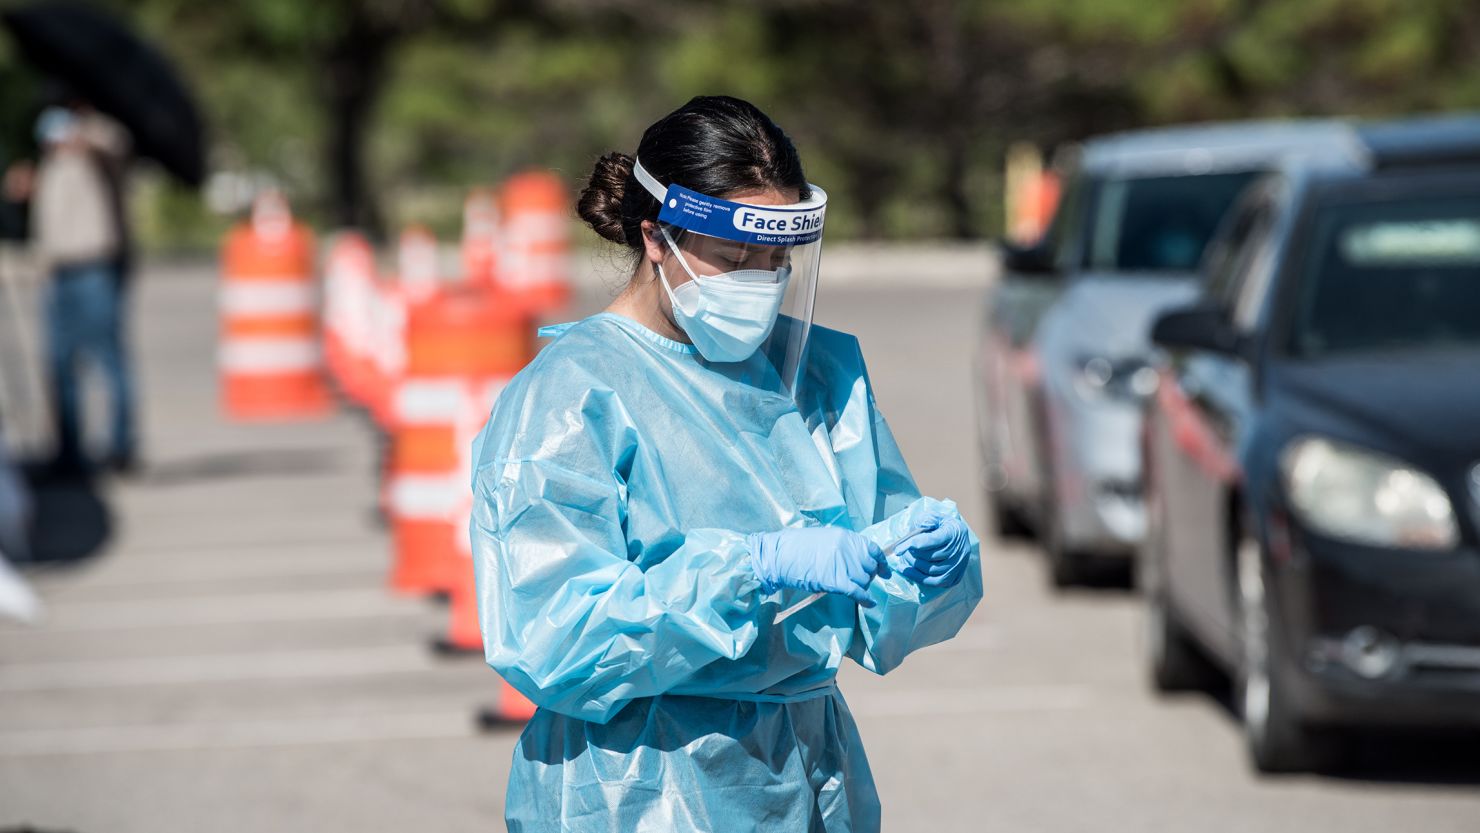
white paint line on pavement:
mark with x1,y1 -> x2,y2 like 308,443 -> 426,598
0,645 -> 467,692
119,498 -> 376,525
62,551 -> 383,587
911,628 -> 1001,654
6,588 -> 428,632
114,526 -> 378,553
103,534 -> 381,556
848,685 -> 1092,717
0,710 -> 475,757
117,530 -> 373,554
0,686 -> 1085,758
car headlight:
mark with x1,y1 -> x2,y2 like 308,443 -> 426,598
1281,437 -> 1458,550
1073,355 -> 1160,403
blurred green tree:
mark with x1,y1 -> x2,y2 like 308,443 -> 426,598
7,0 -> 1478,246
130,0 -> 542,238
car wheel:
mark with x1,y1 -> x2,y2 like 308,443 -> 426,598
976,398 -> 1036,542
1146,586 -> 1214,691
1235,534 -> 1335,773
992,497 -> 1035,540
1033,397 -> 1086,587
1041,491 -> 1087,588
1142,495 -> 1214,692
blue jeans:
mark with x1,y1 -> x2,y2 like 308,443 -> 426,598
47,260 -> 135,465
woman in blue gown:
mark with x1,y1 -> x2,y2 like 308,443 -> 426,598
470,95 -> 983,832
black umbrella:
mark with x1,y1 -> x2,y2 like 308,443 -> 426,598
2,1 -> 205,186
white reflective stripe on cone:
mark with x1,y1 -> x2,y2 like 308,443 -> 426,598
344,280 -> 374,354
453,384 -> 488,558
389,474 -> 463,518
220,338 -> 320,373
322,269 -> 348,333
503,214 -> 567,243
499,253 -> 567,286
220,282 -> 316,316
394,379 -> 465,425
372,294 -> 408,377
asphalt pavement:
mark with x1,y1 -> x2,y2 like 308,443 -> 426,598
1,255 -> 1477,832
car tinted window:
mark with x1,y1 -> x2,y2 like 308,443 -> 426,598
1086,171 -> 1259,272
1049,176 -> 1088,271
1227,195 -> 1280,328
1292,195 -> 1480,356
1204,196 -> 1272,308
1232,229 -> 1279,330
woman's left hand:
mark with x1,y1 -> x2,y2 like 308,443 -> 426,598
893,513 -> 973,588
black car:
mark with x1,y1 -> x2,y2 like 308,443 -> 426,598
1140,114 -> 1480,773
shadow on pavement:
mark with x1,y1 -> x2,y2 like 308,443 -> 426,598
1324,731 -> 1480,785
1173,678 -> 1480,786
986,513 -> 1138,594
142,447 -> 345,486
1072,558 -> 1137,591
1047,556 -> 1137,594
21,465 -> 112,567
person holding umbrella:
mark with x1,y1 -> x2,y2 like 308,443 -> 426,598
29,98 -> 136,475
3,2 -> 207,476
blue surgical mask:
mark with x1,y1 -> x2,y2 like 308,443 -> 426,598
657,229 -> 791,363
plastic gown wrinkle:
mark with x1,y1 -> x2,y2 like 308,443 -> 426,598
474,313 -> 983,832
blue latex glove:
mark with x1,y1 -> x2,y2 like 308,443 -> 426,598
893,512 -> 973,588
747,527 -> 889,606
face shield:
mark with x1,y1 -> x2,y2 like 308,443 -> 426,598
633,159 -> 827,399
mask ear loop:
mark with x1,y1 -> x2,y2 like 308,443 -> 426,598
658,226 -> 704,284
654,261 -> 688,316
651,226 -> 697,317
637,159 -> 720,288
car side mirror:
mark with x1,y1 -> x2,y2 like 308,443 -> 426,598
999,239 -> 1056,275
1151,304 -> 1242,355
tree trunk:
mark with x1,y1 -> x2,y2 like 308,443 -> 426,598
848,155 -> 892,240
941,129 -> 974,239
323,18 -> 392,240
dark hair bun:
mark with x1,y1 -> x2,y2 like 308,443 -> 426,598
578,152 -> 635,245
578,97 -> 806,255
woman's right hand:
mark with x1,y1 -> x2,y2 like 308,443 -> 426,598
746,527 -> 889,606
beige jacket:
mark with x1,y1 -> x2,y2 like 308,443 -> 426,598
31,113 -> 130,269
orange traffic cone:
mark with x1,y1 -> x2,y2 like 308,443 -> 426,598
432,367 -> 519,655
391,288 -> 531,603
475,678 -> 538,730
398,224 -> 442,304
218,191 -> 332,420
438,571 -> 484,655
322,232 -> 377,403
366,226 -> 447,429
366,280 -> 408,430
498,171 -> 571,314
462,188 -> 500,287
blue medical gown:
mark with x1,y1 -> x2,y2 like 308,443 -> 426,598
469,312 -> 983,832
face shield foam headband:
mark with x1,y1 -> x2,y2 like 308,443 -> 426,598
633,159 -> 828,364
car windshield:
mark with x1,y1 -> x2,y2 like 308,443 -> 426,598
1086,171 -> 1259,272
1291,195 -> 1480,357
